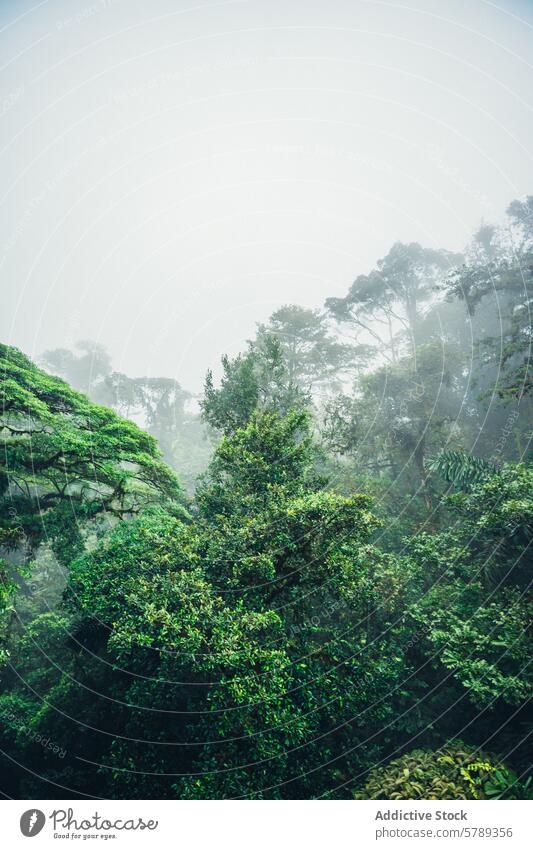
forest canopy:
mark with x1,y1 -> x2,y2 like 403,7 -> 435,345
0,197 -> 531,800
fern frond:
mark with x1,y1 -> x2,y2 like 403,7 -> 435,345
427,451 -> 498,490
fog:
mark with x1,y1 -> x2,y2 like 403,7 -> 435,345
1,0 -> 532,391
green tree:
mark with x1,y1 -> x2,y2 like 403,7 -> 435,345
0,343 -> 184,566
327,243 -> 461,362
324,342 -> 463,512
254,305 -> 365,393
443,197 -> 533,400
404,461 -> 533,716
0,408 -> 407,799
202,334 -> 306,435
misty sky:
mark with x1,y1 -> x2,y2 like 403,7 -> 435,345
1,0 -> 532,391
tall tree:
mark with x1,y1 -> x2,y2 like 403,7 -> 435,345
443,197 -> 533,400
202,333 -> 307,435
324,341 -> 464,513
253,305 -> 366,393
327,242 -> 462,362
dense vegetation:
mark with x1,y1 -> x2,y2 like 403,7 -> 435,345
0,197 -> 531,799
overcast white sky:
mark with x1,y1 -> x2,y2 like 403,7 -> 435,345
1,0 -> 532,391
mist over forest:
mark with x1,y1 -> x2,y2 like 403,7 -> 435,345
36,197 -> 533,503
1,195 -> 531,799
0,0 -> 532,805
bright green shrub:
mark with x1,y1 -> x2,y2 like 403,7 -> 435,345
355,744 -> 524,800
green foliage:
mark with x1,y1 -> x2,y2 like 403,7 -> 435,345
0,405 -> 405,798
427,450 -> 498,490
254,304 -> 362,391
445,462 -> 533,587
2,197 -> 533,801
0,343 -> 184,563
0,557 -> 23,666
404,469 -> 533,710
202,334 -> 306,435
324,342 -> 463,517
355,744 -> 525,800
443,199 -> 533,400
2,343 -> 531,799
408,569 -> 532,710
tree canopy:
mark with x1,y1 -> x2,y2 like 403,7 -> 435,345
0,343 -> 184,567
1,196 -> 531,801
